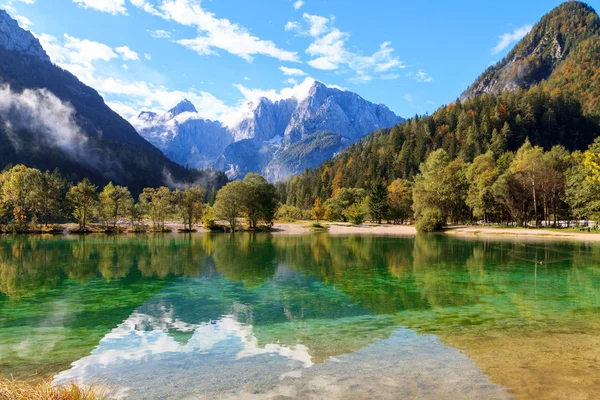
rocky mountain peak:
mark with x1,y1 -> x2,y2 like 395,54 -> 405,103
168,99 -> 198,116
460,1 -> 599,101
0,9 -> 50,62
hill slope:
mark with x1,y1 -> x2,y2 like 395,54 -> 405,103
461,1 -> 600,102
0,10 -> 226,193
283,1 -> 600,208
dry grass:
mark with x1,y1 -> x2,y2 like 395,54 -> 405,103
0,378 -> 108,400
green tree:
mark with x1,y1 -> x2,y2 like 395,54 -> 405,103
509,140 -> 545,226
35,169 -> 66,227
466,152 -> 498,222
0,165 -> 42,228
99,182 -> 133,229
344,201 -> 367,225
67,178 -> 98,231
242,174 -> 278,228
368,181 -> 389,224
139,187 -> 172,231
214,180 -> 246,231
174,185 -> 205,231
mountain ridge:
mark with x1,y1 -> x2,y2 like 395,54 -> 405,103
137,80 -> 403,181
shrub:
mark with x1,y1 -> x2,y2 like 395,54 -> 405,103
416,208 -> 444,232
203,206 -> 218,230
343,202 -> 367,225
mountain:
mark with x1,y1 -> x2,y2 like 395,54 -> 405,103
137,81 -> 403,182
283,1 -> 600,208
461,1 -> 600,102
0,9 -> 227,193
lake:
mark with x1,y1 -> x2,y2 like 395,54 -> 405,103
0,233 -> 598,399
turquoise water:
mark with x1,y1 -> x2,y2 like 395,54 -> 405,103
0,234 -> 599,399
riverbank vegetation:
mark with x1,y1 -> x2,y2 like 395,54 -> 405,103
0,165 -> 278,233
0,377 -> 106,400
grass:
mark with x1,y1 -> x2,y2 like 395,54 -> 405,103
0,378 -> 108,400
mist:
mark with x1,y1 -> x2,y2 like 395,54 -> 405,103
0,84 -> 88,158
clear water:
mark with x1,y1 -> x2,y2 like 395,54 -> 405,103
0,234 -> 599,399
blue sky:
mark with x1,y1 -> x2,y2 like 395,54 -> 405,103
3,0 -> 598,125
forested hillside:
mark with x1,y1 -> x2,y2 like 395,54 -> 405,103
281,1 -> 600,229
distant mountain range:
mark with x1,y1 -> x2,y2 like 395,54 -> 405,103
0,9 -> 227,192
136,82 -> 403,182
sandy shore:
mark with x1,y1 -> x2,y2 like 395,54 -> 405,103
447,226 -> 600,241
271,222 -> 600,241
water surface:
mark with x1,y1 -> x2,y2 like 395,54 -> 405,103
0,234 -> 598,399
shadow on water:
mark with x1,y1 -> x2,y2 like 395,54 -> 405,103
0,233 -> 599,398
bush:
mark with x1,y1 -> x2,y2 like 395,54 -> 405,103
276,205 -> 311,221
416,208 -> 444,232
343,202 -> 367,225
203,206 -> 218,230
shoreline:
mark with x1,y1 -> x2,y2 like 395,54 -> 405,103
3,222 -> 600,242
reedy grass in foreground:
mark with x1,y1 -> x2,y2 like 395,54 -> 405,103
0,378 -> 107,400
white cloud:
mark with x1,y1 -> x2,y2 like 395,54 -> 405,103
284,21 -> 300,32
116,46 -> 140,60
303,13 -> 331,37
14,15 -> 32,28
279,66 -> 306,76
148,29 -> 171,38
407,69 -> 433,83
132,0 -> 299,62
121,64 -> 128,70
293,0 -> 303,10
234,77 -> 319,105
72,0 -> 128,15
288,13 -> 405,82
492,24 -> 532,55
16,0 -> 36,4
284,78 -> 298,85
35,32 -> 236,126
144,53 -> 152,61
403,93 -> 413,103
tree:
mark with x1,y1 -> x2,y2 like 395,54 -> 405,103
0,165 -> 42,228
312,198 -> 325,223
203,206 -> 217,230
387,179 -> 412,224
344,201 -> 367,225
174,185 -> 205,231
413,149 -> 468,226
466,152 -> 498,222
67,178 -> 98,231
509,140 -> 545,226
139,187 -> 172,231
214,180 -> 246,231
368,181 -> 389,224
35,169 -> 66,227
99,182 -> 133,229
242,174 -> 278,229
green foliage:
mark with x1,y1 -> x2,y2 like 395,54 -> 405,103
415,208 -> 444,233
139,187 -> 173,232
173,185 -> 205,231
99,182 -> 133,230
324,188 -> 366,222
343,201 -> 367,225
276,204 -> 311,221
387,179 -> 412,224
202,206 -> 218,230
214,180 -> 246,231
368,182 -> 389,224
67,178 -> 98,231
